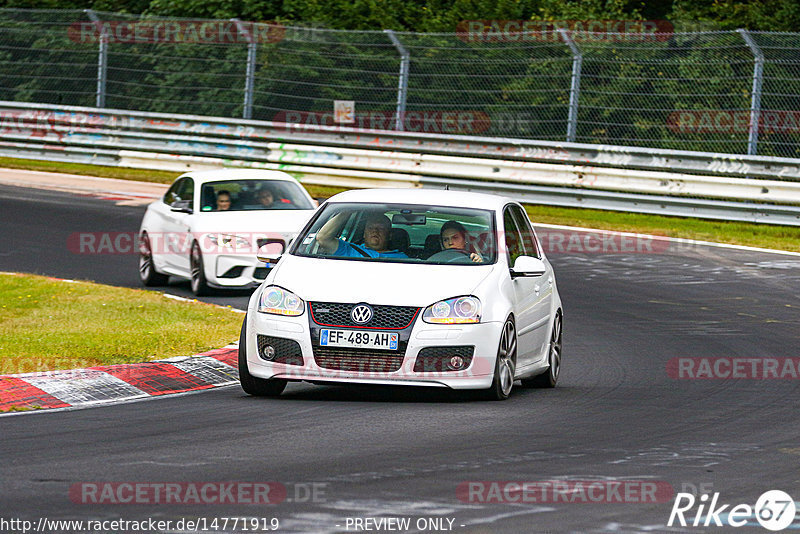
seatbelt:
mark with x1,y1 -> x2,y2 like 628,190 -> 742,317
351,244 -> 372,258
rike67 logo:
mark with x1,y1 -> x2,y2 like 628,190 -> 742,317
668,490 -> 797,531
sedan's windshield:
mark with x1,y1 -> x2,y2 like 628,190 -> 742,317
199,179 -> 313,211
292,203 -> 496,265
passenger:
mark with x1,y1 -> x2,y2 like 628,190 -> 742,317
216,190 -> 232,211
440,220 -> 483,263
317,211 -> 407,258
255,187 -> 274,208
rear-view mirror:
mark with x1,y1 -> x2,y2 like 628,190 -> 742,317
392,213 -> 427,225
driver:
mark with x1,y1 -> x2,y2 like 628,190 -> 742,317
317,211 -> 407,259
440,220 -> 483,263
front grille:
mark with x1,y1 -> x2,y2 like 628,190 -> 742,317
309,302 -> 420,329
257,335 -> 304,366
313,346 -> 405,373
413,346 -> 474,372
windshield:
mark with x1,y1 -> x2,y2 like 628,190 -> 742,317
199,179 -> 314,212
292,203 -> 497,265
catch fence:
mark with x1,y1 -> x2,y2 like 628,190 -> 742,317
1,9 -> 799,157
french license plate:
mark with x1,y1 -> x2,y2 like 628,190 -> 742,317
320,329 -> 398,350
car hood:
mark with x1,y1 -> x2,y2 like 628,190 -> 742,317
271,255 -> 494,307
189,210 -> 314,236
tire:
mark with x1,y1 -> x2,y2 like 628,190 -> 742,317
238,316 -> 287,397
521,312 -> 562,389
190,241 -> 211,296
139,232 -> 169,286
486,317 -> 517,401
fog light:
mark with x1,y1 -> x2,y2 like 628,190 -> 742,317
261,345 -> 276,360
448,355 -> 465,371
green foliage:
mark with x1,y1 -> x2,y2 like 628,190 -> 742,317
2,0 -> 800,31
0,4 -> 799,156
671,0 -> 800,32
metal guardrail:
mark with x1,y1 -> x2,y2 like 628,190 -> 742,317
1,101 -> 800,226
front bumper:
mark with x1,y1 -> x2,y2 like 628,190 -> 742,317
208,254 -> 272,288
245,312 -> 501,390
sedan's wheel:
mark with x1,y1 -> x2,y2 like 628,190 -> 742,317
522,313 -> 562,389
486,317 -> 517,400
238,316 -> 287,397
139,233 -> 168,286
190,241 -> 210,296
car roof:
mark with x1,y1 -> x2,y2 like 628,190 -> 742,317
178,169 -> 299,185
325,188 -> 514,211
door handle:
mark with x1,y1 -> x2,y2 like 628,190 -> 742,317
534,284 -> 541,294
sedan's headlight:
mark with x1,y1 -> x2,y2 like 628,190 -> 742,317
422,296 -> 481,324
206,233 -> 250,249
258,286 -> 304,316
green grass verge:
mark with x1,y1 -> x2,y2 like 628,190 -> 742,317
0,273 -> 243,375
524,204 -> 800,253
0,157 -> 348,199
1,156 -> 797,252
0,156 -> 179,184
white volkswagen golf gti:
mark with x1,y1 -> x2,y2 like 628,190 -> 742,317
239,188 -> 562,400
138,169 -> 316,295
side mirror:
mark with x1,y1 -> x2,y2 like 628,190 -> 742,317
510,256 -> 546,278
170,199 -> 193,214
257,239 -> 286,265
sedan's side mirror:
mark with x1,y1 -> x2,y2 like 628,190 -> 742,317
257,240 -> 285,265
510,256 -> 546,278
170,200 -> 193,214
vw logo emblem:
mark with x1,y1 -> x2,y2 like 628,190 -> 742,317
351,304 -> 373,324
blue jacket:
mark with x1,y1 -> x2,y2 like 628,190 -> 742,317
334,240 -> 407,259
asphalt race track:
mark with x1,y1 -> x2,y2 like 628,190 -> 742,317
2,184 -> 800,533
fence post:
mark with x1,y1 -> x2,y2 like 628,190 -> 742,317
233,19 -> 257,120
384,30 -> 410,131
558,29 -> 582,143
737,29 -> 764,156
84,10 -> 107,108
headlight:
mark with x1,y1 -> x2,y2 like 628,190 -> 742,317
258,286 -> 304,316
206,233 -> 250,249
422,296 -> 481,324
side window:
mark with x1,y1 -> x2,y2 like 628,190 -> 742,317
511,205 -> 540,258
503,207 -> 524,266
163,178 -> 184,206
177,178 -> 194,209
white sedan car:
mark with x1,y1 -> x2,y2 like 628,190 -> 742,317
138,169 -> 316,295
239,188 -> 562,400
